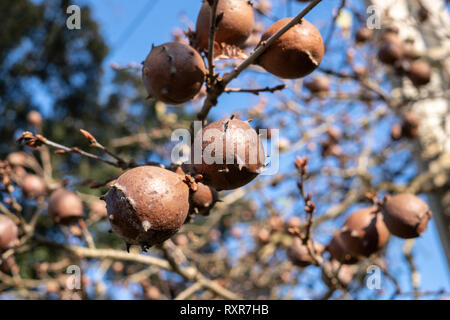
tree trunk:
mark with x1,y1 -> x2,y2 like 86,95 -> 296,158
364,0 -> 450,267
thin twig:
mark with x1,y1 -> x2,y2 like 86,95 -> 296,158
323,0 -> 346,53
17,131 -> 135,170
206,0 -> 220,87
404,239 -> 420,300
224,84 -> 286,95
175,282 -> 203,300
79,220 -> 96,249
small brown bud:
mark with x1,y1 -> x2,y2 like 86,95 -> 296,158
80,129 -> 96,144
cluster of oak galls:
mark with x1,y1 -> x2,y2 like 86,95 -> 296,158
357,24 -> 432,87
110,0 -> 325,250
0,1 -> 433,261
285,194 -> 432,286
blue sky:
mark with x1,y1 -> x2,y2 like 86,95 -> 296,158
66,0 -> 450,298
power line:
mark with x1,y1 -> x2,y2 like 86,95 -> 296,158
110,0 -> 159,57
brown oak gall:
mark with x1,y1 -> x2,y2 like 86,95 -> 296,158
6,152 -> 28,167
287,237 -> 324,267
355,27 -> 373,44
0,215 -> 19,250
402,112 -> 420,139
391,123 -> 403,141
287,216 -> 302,230
190,182 -> 219,216
256,18 -> 324,79
48,189 -> 84,225
304,75 -> 330,94
391,113 -> 420,141
378,41 -> 403,65
340,207 -> 390,257
89,200 -> 108,219
327,231 -> 359,264
22,174 -> 46,198
103,166 -> 190,249
195,0 -> 254,51
142,42 -> 206,105
383,194 -> 432,239
407,60 -> 431,87
192,118 -> 265,191
256,228 -> 271,244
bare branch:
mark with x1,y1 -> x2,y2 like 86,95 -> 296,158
206,0 -> 220,87
33,234 -> 240,300
17,131 -> 135,170
224,84 -> 286,95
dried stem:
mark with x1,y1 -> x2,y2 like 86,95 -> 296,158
79,220 -> 96,249
206,0 -> 220,87
404,239 -> 420,299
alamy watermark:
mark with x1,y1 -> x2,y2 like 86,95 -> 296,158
366,5 -> 381,30
366,265 -> 382,290
66,265 -> 81,290
66,5 -> 81,30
